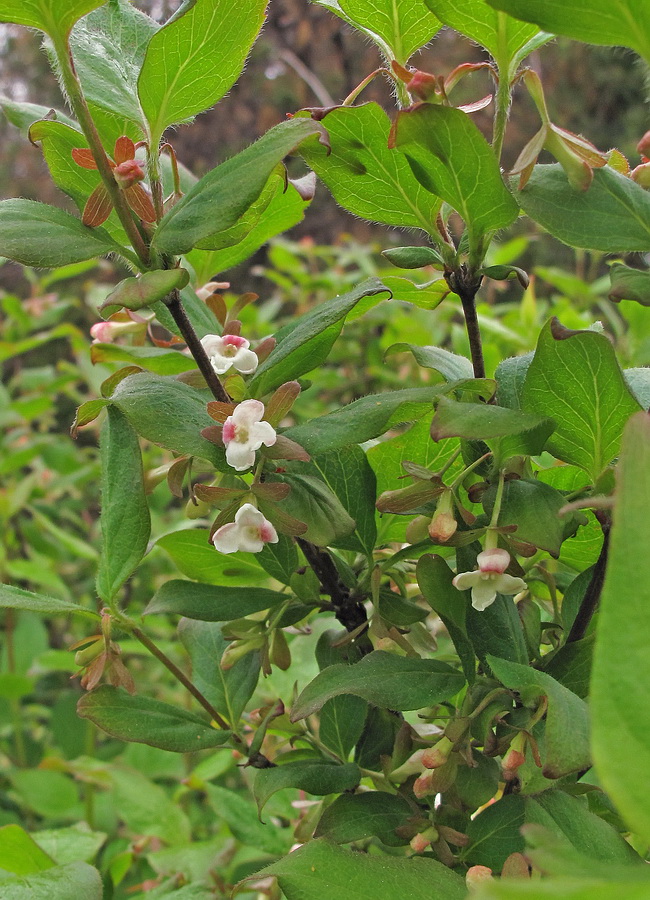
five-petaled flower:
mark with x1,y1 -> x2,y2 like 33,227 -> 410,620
452,548 -> 526,612
72,136 -> 156,227
212,503 -> 278,553
200,333 -> 259,375
222,399 -> 276,471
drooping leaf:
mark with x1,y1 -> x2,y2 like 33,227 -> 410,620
77,685 -> 231,752
0,862 -> 103,900
608,262 -> 650,306
253,761 -> 360,816
290,650 -> 464,720
145,580 -> 286,621
152,118 -> 325,255
110,372 -> 227,467
96,406 -> 151,604
285,385 -> 451,454
70,0 -> 157,137
249,277 -> 390,396
0,825 -> 55,876
0,96 -> 76,136
0,199 -> 124,268
177,619 -> 260,726
299,103 -> 442,232
486,0 -> 650,64
138,0 -> 268,144
314,792 -> 412,844
239,838 -> 467,900
591,413 -> 650,843
392,103 -> 518,258
0,0 -> 106,37
522,319 -> 641,479
487,656 -> 590,777
516,165 -> 650,252
424,0 -> 550,74
0,584 -> 99,620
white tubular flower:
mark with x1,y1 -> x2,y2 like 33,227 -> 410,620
452,548 -> 526,612
195,280 -> 230,301
212,503 -> 279,554
200,333 -> 259,375
222,399 -> 276,471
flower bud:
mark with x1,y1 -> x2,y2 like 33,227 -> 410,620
196,281 -> 229,301
113,158 -> 145,189
409,826 -> 439,853
631,163 -> 650,189
637,130 -> 650,158
466,866 -> 493,887
422,736 -> 453,769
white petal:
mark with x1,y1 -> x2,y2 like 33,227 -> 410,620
210,353 -> 233,375
238,530 -> 265,552
452,571 -> 481,592
235,503 -> 265,527
471,581 -> 498,611
212,523 -> 242,554
225,441 -> 256,471
262,520 -> 279,544
200,334 -> 223,356
250,420 -> 277,449
494,574 -> 527,596
232,399 -> 265,426
232,348 -> 259,374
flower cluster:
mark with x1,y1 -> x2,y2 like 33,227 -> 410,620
452,548 -> 526,611
200,333 -> 259,375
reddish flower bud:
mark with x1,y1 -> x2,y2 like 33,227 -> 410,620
113,158 -> 146,189
637,130 -> 650,158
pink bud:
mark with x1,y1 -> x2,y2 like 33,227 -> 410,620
466,866 -> 493,886
476,548 -> 510,574
637,130 -> 650,158
631,163 -> 650,189
113,158 -> 145,189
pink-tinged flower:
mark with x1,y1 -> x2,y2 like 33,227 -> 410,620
222,399 -> 276,471
212,503 -> 279,553
90,319 -> 144,343
200,333 -> 259,375
196,281 -> 230,301
452,548 -> 526,612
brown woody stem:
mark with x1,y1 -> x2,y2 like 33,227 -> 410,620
566,525 -> 610,643
165,290 -> 231,402
447,267 -> 486,379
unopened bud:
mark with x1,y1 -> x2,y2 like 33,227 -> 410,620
113,158 -> 145,189
409,826 -> 439,853
408,70 -> 440,101
502,732 -> 527,781
90,319 -> 144,343
466,866 -> 493,887
637,130 -> 650,158
501,852 -> 530,879
195,281 -> 230,301
422,736 -> 453,768
413,771 -> 436,799
631,163 -> 650,189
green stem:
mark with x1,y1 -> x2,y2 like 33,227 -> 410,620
83,721 -> 96,827
492,64 -> 511,163
50,33 -> 150,267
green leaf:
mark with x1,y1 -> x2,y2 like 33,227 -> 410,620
178,619 -> 259,726
155,529 -> 270,587
0,96 -> 76,136
254,761 -> 360,816
339,0 -> 440,62
70,0 -> 157,137
145,580 -> 286,621
0,862 -> 103,900
609,263 -> 650,306
486,0 -> 650,64
319,694 -> 368,760
417,554 -> 476,684
290,650 -> 464,720
249,277 -> 390,396
0,584 -> 99,620
110,372 -> 227,467
430,396 -> 555,458
77,685 -> 231,752
96,407 -> 151,604
471,880 -> 650,899
387,343 -> 474,382
543,636 -> 593,700
257,534 -> 299,585
392,103 -> 518,259
240,838 -> 467,900
517,165 -> 650,252
0,199 -> 124,268
269,472 -> 356,546
152,118 -> 324,255
466,595 -> 529,666
383,245 -> 444,269
424,0 -> 549,74
483,478 -> 567,557
464,794 -> 526,869
109,767 -> 190,844
487,656 -> 590,777
31,824 -> 106,867
292,447 -> 378,554
205,784 -> 291,855
0,0 -> 105,37
522,319 -> 641,479
625,368 -> 650,410
0,825 -> 55,875
299,103 -> 442,232
314,792 -> 412,844
102,269 -> 190,312
138,0 -> 267,144
495,352 -> 533,409
525,789 -> 641,866
591,413 -> 650,843
90,343 -> 196,376
285,385 -> 450,454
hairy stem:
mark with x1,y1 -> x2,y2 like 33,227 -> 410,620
447,268 -> 486,379
51,34 -> 151,267
566,525 -> 610,643
165,290 -> 231,402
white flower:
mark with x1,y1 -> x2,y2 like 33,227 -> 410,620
452,548 -> 526,612
222,399 -> 276,471
212,503 -> 279,553
196,280 -> 229,301
200,333 -> 259,375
